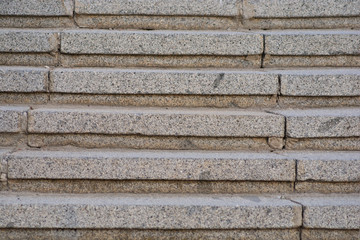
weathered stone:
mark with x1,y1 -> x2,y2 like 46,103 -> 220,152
295,182 -> 360,194
302,229 -> 360,240
265,30 -> 360,55
0,53 -> 59,67
50,68 -> 278,95
0,0 -> 74,16
0,193 -> 302,229
61,30 -> 263,55
290,195 -> 360,229
0,149 -> 9,174
281,151 -> 360,182
8,150 -> 295,181
0,93 -> 49,105
279,96 -> 360,108
75,0 -> 239,16
280,69 -> 360,96
28,107 -> 284,137
243,0 -> 360,19
0,16 -> 75,28
0,106 -> 28,133
0,66 -> 48,93
0,30 -> 58,53
286,138 -> 360,151
273,108 -> 360,138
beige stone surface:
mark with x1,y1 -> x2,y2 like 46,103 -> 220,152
0,53 -> 59,67
9,179 -> 294,194
0,106 -> 28,133
295,182 -> 360,194
0,93 -> 49,105
285,138 -> 360,151
0,16 -> 75,28
0,193 -> 302,229
278,96 -> 360,108
28,106 -> 285,137
0,133 -> 27,147
302,229 -> 360,240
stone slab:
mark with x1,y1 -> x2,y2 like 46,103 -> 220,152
280,69 -> 360,96
290,195 -> 360,229
0,0 -> 73,16
28,106 -> 284,137
50,68 -> 278,95
243,0 -> 360,18
265,30 -> 360,55
7,150 -> 295,181
273,108 -> 360,138
61,30 -> 263,55
75,0 -> 239,16
0,67 -> 48,93
0,193 -> 301,229
280,151 -> 360,182
0,149 -> 10,175
0,30 -> 58,53
0,106 -> 29,133
302,229 -> 360,240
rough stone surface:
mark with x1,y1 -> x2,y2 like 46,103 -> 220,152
243,0 -> 360,18
28,107 -> 284,137
61,30 -> 263,55
265,30 -> 360,55
9,179 -> 294,194
8,150 -> 295,181
302,229 -> 360,240
0,67 -> 48,93
0,16 -> 75,28
0,0 -> 74,16
290,195 -> 360,229
0,53 -> 59,67
273,108 -> 360,138
0,30 -> 58,53
0,229 -> 301,240
280,151 -> 360,182
0,106 -> 28,133
0,149 -> 9,175
0,93 -> 49,105
286,138 -> 360,151
75,0 -> 239,16
295,182 -> 360,194
280,69 -> 360,96
50,68 -> 278,95
0,193 -> 301,229
279,96 -> 360,108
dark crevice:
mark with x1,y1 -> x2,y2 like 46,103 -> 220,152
276,74 -> 281,107
260,35 -> 266,68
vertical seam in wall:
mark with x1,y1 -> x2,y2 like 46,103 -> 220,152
260,34 -> 265,68
73,0 -> 80,28
277,74 -> 281,107
238,0 -> 245,26
286,198 -> 304,240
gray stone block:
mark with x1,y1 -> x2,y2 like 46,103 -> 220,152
28,106 -> 284,137
273,108 -> 360,138
50,68 -> 278,95
243,0 -> 360,18
75,0 -> 239,16
0,106 -> 29,133
0,192 -> 302,229
8,150 -> 295,181
61,30 -> 263,55
0,30 -> 58,53
0,0 -> 74,16
0,66 -> 48,93
265,30 -> 360,55
290,195 -> 360,229
280,151 -> 360,182
0,149 -> 10,174
280,69 -> 360,96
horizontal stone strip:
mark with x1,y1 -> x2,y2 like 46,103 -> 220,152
0,0 -> 73,16
75,0 -> 239,16
0,66 -> 48,92
0,30 -> 58,53
265,30 -> 360,55
0,106 -> 28,133
28,106 -> 284,137
243,0 -> 360,19
290,195 -> 360,229
280,151 -> 360,182
50,68 -> 278,95
7,150 -> 295,181
60,30 -> 263,55
273,108 -> 360,138
0,193 -> 301,229
280,69 -> 360,96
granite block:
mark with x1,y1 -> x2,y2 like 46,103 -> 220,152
0,66 -> 48,93
75,0 -> 239,16
0,0 -> 74,16
265,30 -> 360,55
280,69 -> 360,96
50,68 -> 278,95
0,193 -> 302,229
28,106 -> 284,137
290,195 -> 360,229
243,0 -> 360,19
0,30 -> 58,53
0,106 -> 29,133
8,150 -> 295,181
61,30 -> 263,55
273,108 -> 360,138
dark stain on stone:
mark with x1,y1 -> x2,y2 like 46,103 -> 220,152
318,117 -> 342,133
213,73 -> 225,89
